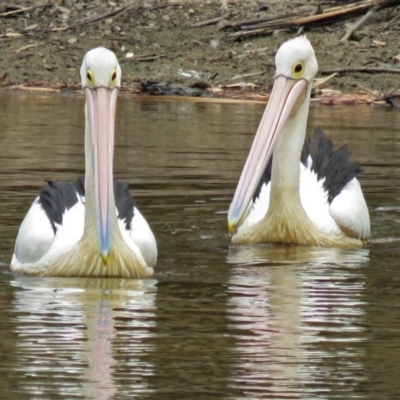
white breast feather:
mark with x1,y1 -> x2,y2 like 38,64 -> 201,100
299,159 -> 342,236
239,157 -> 367,239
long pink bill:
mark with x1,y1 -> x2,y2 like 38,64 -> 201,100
227,75 -> 308,233
85,86 -> 119,263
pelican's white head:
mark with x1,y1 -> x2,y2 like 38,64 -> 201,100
275,36 -> 318,82
80,47 -> 121,89
80,47 -> 121,265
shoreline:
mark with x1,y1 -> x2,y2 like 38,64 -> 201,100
0,83 -> 391,107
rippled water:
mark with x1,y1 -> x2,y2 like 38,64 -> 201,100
0,93 -> 400,399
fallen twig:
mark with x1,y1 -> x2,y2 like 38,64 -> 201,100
12,43 -> 39,54
47,0 -> 184,33
192,16 -> 224,28
233,46 -> 270,58
124,54 -> 165,63
312,73 -> 338,90
321,66 -> 400,74
230,71 -> 265,81
112,0 -> 142,21
229,0 -> 400,39
150,1 -> 186,11
6,85 -> 62,93
73,1 -> 140,29
340,7 -> 376,42
297,4 -> 322,35
0,4 -> 52,18
42,4 -> 138,33
222,13 -> 302,31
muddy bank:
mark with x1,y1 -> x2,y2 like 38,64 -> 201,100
1,1 -> 400,103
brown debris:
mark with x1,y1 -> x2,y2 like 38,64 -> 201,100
383,91 -> 400,107
225,0 -> 400,40
0,79 -> 393,108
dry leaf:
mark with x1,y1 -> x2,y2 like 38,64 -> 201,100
25,24 -> 39,31
44,65 -> 57,71
13,43 -> 39,54
6,32 -> 21,38
372,40 -> 386,47
55,6 -> 71,15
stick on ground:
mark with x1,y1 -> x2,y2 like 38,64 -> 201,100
321,67 -> 400,74
340,7 -> 376,42
297,4 -> 322,35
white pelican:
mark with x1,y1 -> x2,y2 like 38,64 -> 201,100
11,47 -> 157,277
228,36 -> 370,248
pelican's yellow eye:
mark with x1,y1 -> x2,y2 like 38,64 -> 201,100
292,61 -> 304,78
86,69 -> 94,86
110,69 -> 117,86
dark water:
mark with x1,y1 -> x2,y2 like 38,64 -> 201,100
0,93 -> 400,399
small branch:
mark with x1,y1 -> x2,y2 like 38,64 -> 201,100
47,0 -> 184,33
73,1 -> 140,29
150,1 -> 186,11
192,16 -> 224,28
383,9 -> 400,28
222,13 -> 304,31
124,53 -> 166,63
339,7 -> 375,42
12,43 -> 39,54
321,67 -> 400,74
6,85 -> 62,93
312,72 -> 338,90
230,27 -> 273,39
43,2 -> 141,33
112,1 -> 142,21
297,4 -> 322,35
0,4 -> 52,18
229,0 -> 400,39
230,71 -> 265,81
232,46 -> 269,58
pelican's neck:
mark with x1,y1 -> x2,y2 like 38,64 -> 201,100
83,103 -> 116,230
270,86 -> 312,203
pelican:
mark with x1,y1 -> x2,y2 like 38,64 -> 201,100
11,47 -> 157,277
228,36 -> 370,248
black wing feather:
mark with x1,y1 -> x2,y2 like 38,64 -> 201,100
308,128 -> 361,204
253,158 -> 272,202
38,178 -> 83,234
253,127 -> 361,204
114,181 -> 135,231
38,176 -> 135,234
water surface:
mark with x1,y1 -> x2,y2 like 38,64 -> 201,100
0,93 -> 400,399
